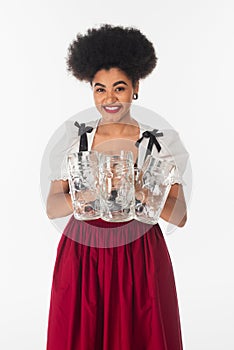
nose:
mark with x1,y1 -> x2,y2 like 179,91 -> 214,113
104,90 -> 117,104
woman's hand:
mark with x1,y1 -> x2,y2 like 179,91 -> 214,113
46,180 -> 73,219
160,183 -> 187,227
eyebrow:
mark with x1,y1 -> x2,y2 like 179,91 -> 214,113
93,80 -> 128,88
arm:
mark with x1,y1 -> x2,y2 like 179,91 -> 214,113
46,180 -> 73,219
160,183 -> 187,227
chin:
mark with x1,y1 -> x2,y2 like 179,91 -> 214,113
102,115 -> 123,123
100,111 -> 130,124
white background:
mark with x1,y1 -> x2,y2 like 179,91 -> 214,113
0,0 -> 233,349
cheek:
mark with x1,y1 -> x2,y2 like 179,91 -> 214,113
125,90 -> 134,100
93,94 -> 101,104
93,97 -> 102,111
122,93 -> 133,103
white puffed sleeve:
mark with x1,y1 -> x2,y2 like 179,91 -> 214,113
138,123 -> 189,185
47,119 -> 98,181
48,120 -> 80,181
156,129 -> 189,184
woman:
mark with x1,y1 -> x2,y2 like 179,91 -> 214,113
46,24 -> 188,350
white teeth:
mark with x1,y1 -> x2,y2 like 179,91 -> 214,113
105,106 -> 119,110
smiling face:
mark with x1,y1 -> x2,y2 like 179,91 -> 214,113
92,67 -> 139,123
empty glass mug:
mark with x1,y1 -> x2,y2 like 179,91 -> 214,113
99,151 -> 135,222
66,151 -> 100,220
134,155 -> 175,224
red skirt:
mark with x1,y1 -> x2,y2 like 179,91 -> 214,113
46,216 -> 183,350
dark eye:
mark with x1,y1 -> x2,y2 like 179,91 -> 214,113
96,88 -> 105,93
115,86 -> 125,92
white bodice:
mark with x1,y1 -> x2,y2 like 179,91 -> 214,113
48,118 -> 189,185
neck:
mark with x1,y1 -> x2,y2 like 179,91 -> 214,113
98,117 -> 139,137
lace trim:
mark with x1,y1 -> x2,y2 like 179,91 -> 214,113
170,175 -> 184,185
49,173 -> 69,182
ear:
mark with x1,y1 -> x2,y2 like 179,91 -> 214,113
134,81 -> 139,94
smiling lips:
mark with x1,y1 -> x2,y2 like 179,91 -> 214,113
103,105 -> 122,113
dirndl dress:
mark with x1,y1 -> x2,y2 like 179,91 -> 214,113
46,216 -> 183,350
46,118 -> 188,349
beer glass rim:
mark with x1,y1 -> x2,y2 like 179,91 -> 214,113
66,150 -> 99,163
99,150 -> 134,160
67,150 -> 99,158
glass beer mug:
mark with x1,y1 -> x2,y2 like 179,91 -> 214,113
99,151 -> 135,222
134,155 -> 175,224
66,151 -> 100,220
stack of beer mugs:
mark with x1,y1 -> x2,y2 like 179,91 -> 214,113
67,150 -> 175,224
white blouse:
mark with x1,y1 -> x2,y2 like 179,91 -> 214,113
48,118 -> 189,185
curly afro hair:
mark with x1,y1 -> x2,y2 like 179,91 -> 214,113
66,24 -> 157,85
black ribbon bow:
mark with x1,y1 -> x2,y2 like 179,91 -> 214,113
135,129 -> 163,160
74,122 -> 93,151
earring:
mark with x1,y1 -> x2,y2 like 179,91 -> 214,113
133,93 -> 138,100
